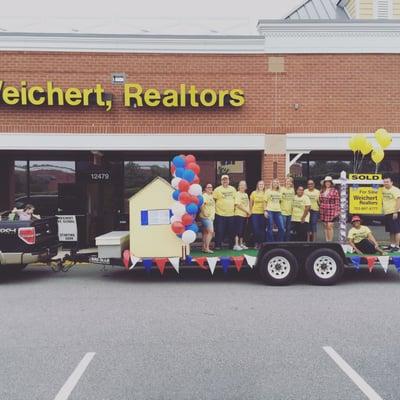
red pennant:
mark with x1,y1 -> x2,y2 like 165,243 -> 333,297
366,256 -> 377,272
193,257 -> 208,270
154,258 -> 168,275
231,256 -> 245,272
123,250 -> 131,269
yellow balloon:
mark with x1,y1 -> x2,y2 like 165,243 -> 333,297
360,140 -> 373,156
374,128 -> 392,149
371,147 -> 384,164
354,135 -> 367,150
348,137 -> 358,152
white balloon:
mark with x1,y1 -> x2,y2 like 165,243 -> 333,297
171,201 -> 186,217
182,230 -> 196,244
170,215 -> 181,224
171,177 -> 181,189
188,184 -> 202,196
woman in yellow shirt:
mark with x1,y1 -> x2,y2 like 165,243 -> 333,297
290,185 -> 311,241
200,183 -> 216,253
233,180 -> 251,251
250,180 -> 266,249
280,177 -> 295,241
304,179 -> 320,242
264,179 -> 285,242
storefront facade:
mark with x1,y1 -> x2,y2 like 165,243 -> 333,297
1,17 -> 400,244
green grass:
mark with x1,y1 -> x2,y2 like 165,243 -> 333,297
191,249 -> 258,258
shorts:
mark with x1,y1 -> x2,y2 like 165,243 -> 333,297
384,213 -> 400,234
234,216 -> 247,237
308,210 -> 319,233
200,218 -> 214,231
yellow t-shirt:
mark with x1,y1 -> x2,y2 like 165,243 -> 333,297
250,190 -> 265,214
347,226 -> 371,244
234,192 -> 250,217
265,189 -> 282,212
304,188 -> 320,212
291,195 -> 311,223
280,187 -> 295,216
213,185 -> 236,217
200,192 -> 215,220
382,186 -> 400,215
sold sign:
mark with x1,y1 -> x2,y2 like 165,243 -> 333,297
349,174 -> 382,181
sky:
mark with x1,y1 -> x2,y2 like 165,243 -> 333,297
2,0 -> 303,19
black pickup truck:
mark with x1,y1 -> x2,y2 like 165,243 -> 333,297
0,212 -> 59,271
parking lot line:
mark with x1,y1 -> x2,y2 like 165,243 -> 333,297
54,352 -> 96,400
323,346 -> 383,400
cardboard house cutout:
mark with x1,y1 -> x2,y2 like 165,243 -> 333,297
129,177 -> 184,258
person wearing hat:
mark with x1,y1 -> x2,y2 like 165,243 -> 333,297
319,176 -> 340,242
213,174 -> 237,249
348,216 -> 385,255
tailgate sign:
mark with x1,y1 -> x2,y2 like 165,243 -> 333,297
56,215 -> 78,242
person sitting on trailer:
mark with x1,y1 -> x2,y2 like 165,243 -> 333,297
290,186 -> 311,241
347,215 -> 385,255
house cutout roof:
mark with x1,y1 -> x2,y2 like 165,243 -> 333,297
285,0 -> 349,20
128,176 -> 172,201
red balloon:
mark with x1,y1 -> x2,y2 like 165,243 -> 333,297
192,175 -> 200,184
187,162 -> 200,175
171,221 -> 185,235
181,213 -> 194,226
185,154 -> 196,164
170,165 -> 176,175
191,195 -> 199,205
179,192 -> 191,205
178,179 -> 190,192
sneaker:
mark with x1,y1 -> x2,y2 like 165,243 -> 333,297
389,244 -> 399,252
233,245 -> 242,251
240,244 -> 249,250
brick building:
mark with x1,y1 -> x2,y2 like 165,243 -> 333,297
1,0 -> 400,243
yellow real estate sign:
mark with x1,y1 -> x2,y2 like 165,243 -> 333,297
349,187 -> 383,215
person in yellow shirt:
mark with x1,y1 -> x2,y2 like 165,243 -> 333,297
213,174 -> 237,249
281,177 -> 295,241
382,177 -> 400,251
233,180 -> 251,251
264,179 -> 285,242
290,186 -> 311,241
304,179 -> 320,242
348,216 -> 385,255
250,180 -> 266,249
200,183 -> 216,253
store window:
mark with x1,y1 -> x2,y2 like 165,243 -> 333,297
216,160 -> 245,187
14,161 -> 28,201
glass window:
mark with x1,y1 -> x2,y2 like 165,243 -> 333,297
14,161 -> 28,202
216,160 -> 245,188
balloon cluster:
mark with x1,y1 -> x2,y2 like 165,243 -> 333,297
170,154 -> 203,245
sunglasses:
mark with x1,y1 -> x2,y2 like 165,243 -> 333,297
206,186 -> 213,189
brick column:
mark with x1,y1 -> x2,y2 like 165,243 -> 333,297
262,153 -> 286,184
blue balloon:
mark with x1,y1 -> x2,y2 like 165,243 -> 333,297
175,168 -> 184,178
172,156 -> 186,168
172,190 -> 180,201
186,203 -> 198,214
182,169 -> 195,182
197,195 -> 204,207
187,224 -> 199,233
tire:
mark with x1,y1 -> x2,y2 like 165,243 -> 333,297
0,264 -> 28,273
258,249 -> 299,286
304,248 -> 344,286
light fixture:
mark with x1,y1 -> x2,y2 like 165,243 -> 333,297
111,73 -> 126,84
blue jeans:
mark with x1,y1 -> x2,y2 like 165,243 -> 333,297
214,214 -> 235,248
266,211 -> 285,242
251,214 -> 266,245
281,215 -> 291,241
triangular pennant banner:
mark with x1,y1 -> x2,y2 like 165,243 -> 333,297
350,256 -> 361,271
129,255 -> 141,270
154,258 -> 168,275
206,257 -> 219,275
193,257 -> 208,270
366,256 -> 377,273
231,256 -> 245,272
244,254 -> 257,269
168,257 -> 180,274
220,257 -> 231,274
341,244 -> 353,254
392,256 -> 400,273
142,258 -> 153,272
185,255 -> 193,264
123,249 -> 131,269
377,256 -> 389,273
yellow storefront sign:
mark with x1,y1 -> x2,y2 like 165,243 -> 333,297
349,187 -> 383,215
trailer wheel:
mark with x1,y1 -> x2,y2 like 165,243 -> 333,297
259,249 -> 299,285
305,248 -> 344,286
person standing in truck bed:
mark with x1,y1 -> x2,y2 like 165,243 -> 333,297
12,204 -> 41,221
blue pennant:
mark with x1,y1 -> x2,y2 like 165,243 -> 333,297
142,259 -> 153,273
392,256 -> 400,273
185,255 -> 192,264
220,257 -> 231,274
351,256 -> 361,271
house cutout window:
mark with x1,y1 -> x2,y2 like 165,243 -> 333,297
374,0 -> 392,18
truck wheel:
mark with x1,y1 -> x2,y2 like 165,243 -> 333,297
259,249 -> 299,285
305,249 -> 344,286
0,264 -> 27,273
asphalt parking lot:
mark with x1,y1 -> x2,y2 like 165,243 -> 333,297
1,263 -> 400,400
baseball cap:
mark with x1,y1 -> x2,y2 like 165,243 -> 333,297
351,215 -> 361,223
221,175 -> 229,180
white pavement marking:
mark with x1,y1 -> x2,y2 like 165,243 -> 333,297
54,352 -> 96,400
323,346 -> 383,400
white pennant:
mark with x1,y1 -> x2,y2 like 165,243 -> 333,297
207,257 -> 219,275
244,254 -> 257,269
378,256 -> 389,273
168,257 -> 180,274
129,255 -> 141,270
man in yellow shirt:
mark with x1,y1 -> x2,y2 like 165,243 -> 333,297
382,177 -> 400,251
213,174 -> 237,249
348,216 -> 385,255
304,179 -> 320,242
290,186 -> 311,241
233,180 -> 251,251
